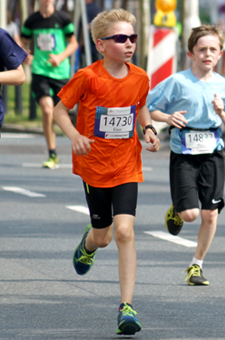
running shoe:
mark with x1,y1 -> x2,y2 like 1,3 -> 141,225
165,203 -> 184,235
73,224 -> 97,275
43,155 -> 59,169
116,303 -> 142,335
185,264 -> 209,286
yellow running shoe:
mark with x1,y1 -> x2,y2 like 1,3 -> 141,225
43,155 -> 59,169
116,303 -> 142,335
185,264 -> 209,286
73,224 -> 97,275
165,203 -> 184,235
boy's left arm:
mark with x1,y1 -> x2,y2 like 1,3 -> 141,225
137,105 -> 160,152
212,93 -> 225,125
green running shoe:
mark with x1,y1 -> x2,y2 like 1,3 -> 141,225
116,303 -> 142,335
73,224 -> 97,275
185,264 -> 209,286
43,155 -> 59,169
165,203 -> 184,235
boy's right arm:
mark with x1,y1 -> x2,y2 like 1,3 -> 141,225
151,109 -> 188,129
53,101 -> 94,156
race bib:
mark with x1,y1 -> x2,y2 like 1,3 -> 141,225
93,105 -> 136,139
181,129 -> 219,154
37,33 -> 56,51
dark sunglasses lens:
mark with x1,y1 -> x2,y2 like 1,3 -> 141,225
130,34 -> 137,43
114,34 -> 137,43
114,35 -> 127,43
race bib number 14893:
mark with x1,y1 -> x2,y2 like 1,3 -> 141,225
182,130 -> 217,154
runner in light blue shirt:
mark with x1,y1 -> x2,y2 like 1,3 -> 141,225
147,68 -> 225,154
147,24 -> 225,286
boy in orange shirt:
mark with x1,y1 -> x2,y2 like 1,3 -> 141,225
53,9 -> 160,335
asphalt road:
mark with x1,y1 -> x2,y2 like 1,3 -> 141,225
0,133 -> 225,340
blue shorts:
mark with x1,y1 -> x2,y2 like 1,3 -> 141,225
83,182 -> 138,229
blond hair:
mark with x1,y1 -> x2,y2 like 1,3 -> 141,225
90,9 -> 136,44
188,25 -> 224,53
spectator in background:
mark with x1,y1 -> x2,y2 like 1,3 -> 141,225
6,10 -> 21,46
21,0 -> 78,169
78,0 -> 102,68
5,10 -> 23,115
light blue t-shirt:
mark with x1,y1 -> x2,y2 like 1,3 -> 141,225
147,69 -> 225,153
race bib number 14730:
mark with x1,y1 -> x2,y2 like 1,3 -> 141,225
94,105 -> 136,139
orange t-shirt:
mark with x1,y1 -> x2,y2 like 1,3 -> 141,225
58,60 -> 149,188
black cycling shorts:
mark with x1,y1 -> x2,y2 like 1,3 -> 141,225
31,74 -> 68,105
83,182 -> 138,229
170,150 -> 225,213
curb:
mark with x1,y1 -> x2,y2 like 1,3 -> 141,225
2,124 -> 44,135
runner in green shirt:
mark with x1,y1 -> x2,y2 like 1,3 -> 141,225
21,0 -> 78,168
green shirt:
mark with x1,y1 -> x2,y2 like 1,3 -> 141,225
21,10 -> 74,80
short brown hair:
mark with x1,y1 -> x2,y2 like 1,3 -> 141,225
90,9 -> 136,44
188,25 -> 224,53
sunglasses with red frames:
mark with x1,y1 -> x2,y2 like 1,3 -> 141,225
101,34 -> 138,44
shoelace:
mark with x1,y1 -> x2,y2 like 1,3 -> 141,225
78,249 -> 95,265
185,265 -> 201,281
121,304 -> 137,316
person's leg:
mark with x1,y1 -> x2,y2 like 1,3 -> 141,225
195,209 -> 218,260
113,214 -> 136,305
39,95 -> 60,168
185,210 -> 217,286
112,183 -> 141,335
111,183 -> 138,303
179,208 -> 199,222
185,152 -> 224,285
85,224 -> 113,251
113,214 -> 141,335
73,183 -> 113,275
32,75 -> 57,154
166,152 -> 200,235
39,95 -> 56,151
193,151 -> 224,262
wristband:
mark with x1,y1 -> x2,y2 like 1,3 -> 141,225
143,124 -> 157,135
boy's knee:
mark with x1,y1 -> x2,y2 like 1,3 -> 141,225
180,208 -> 199,222
42,107 -> 53,119
201,209 -> 218,224
114,225 -> 134,243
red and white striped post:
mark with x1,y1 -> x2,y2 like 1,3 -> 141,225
147,25 -> 178,89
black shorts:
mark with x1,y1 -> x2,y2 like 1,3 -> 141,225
170,150 -> 225,213
31,74 -> 68,106
83,182 -> 138,229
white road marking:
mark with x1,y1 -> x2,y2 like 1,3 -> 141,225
1,133 -> 37,138
22,163 -> 149,170
144,231 -> 197,248
2,186 -> 46,197
66,205 -> 89,215
64,208 -> 196,248
22,163 -> 72,168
